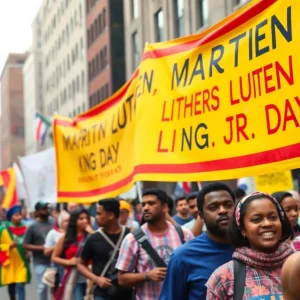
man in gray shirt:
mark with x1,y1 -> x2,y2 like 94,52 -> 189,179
24,201 -> 54,300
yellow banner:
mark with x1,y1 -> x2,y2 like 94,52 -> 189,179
54,0 -> 300,203
255,171 -> 294,195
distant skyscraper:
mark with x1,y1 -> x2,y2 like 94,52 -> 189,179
86,0 -> 126,108
39,0 -> 89,119
0,53 -> 28,169
23,12 -> 44,155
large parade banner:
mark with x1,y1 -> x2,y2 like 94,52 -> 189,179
54,0 -> 300,203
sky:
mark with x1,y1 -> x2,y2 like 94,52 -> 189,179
0,0 -> 43,72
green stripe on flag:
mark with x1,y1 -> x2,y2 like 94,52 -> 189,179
37,112 -> 52,128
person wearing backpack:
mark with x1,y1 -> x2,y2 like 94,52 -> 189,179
77,199 -> 133,300
116,188 -> 194,300
206,192 -> 293,300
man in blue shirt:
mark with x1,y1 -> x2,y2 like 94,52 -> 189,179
173,196 -> 193,225
160,182 -> 235,300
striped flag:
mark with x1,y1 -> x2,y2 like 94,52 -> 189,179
174,182 -> 202,197
35,112 -> 51,145
174,182 -> 192,197
0,168 -> 18,209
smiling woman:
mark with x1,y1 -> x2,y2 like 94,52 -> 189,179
206,192 -> 293,300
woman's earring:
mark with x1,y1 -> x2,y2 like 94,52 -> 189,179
243,235 -> 246,239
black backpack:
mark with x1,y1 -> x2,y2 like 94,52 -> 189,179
233,259 -> 246,300
132,224 -> 185,268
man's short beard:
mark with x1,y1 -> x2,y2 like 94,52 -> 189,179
204,220 -> 228,238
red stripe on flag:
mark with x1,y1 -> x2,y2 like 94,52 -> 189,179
36,120 -> 42,142
182,182 -> 191,194
1,170 -> 17,208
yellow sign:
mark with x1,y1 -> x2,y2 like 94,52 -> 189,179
54,0 -> 300,203
255,171 -> 294,195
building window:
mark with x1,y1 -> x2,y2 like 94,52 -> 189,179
77,75 -> 80,92
174,0 -> 184,37
155,9 -> 164,42
103,46 -> 107,67
82,102 -> 86,111
95,18 -> 99,37
98,14 -> 102,34
73,79 -> 76,95
86,0 -> 89,14
81,71 -> 85,88
87,29 -> 90,47
96,54 -> 100,74
103,8 -> 106,29
233,0 -> 248,6
76,43 -> 79,60
132,31 -> 139,69
105,84 -> 109,98
100,50 -> 103,70
131,0 -> 138,19
79,4 -> 83,21
97,90 -> 101,103
197,0 -> 209,29
91,25 -> 94,44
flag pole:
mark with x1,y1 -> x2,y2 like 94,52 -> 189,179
136,182 -> 143,203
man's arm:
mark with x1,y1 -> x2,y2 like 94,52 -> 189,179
159,255 -> 187,300
77,257 -> 112,289
77,236 -> 113,289
118,268 -> 167,288
24,244 -> 44,251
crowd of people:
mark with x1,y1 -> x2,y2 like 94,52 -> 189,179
0,183 -> 300,299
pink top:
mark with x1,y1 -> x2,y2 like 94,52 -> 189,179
206,260 -> 284,300
116,221 -> 194,300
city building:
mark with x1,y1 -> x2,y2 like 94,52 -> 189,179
86,0 -> 126,108
0,53 -> 28,169
123,0 -> 251,79
23,12 -> 44,155
40,0 -> 88,119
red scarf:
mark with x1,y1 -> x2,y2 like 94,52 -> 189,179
233,241 -> 293,269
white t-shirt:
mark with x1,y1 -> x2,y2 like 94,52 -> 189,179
44,229 -> 62,248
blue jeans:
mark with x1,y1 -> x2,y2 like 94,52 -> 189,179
73,282 -> 87,300
16,283 -> 25,300
33,263 -> 50,300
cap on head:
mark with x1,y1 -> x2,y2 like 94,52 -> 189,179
35,201 -> 49,211
119,200 -> 131,212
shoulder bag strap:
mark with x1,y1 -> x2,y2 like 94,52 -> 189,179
233,259 -> 246,300
132,228 -> 167,268
173,224 -> 185,244
100,226 -> 126,277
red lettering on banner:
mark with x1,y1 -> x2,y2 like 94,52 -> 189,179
157,131 -> 169,152
230,55 -> 294,105
224,114 -> 250,145
265,96 -> 300,135
160,86 -> 220,122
